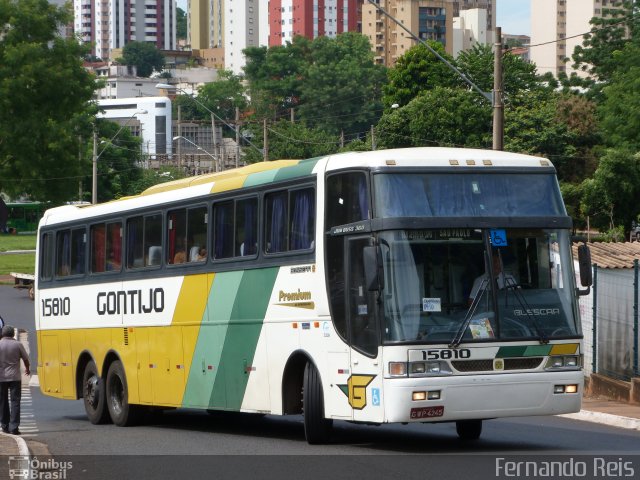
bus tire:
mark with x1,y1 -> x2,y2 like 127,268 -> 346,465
303,362 -> 332,444
456,419 -> 482,440
82,360 -> 110,424
105,360 -> 140,426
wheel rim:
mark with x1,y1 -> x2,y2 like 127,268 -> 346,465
84,375 -> 99,409
109,375 -> 124,416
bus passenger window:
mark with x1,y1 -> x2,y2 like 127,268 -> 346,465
265,192 -> 287,253
236,198 -> 257,256
290,188 -> 315,251
213,201 -> 234,259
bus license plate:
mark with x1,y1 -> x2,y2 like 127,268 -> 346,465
410,406 -> 444,419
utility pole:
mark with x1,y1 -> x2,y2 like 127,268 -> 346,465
493,27 -> 504,151
263,119 -> 269,161
92,127 -> 98,205
235,107 -> 240,168
78,136 -> 83,202
290,108 -> 295,124
371,125 -> 376,150
177,105 -> 182,168
211,113 -> 218,172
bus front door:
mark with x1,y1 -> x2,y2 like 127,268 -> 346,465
346,237 -> 384,423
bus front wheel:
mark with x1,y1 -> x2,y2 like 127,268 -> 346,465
302,362 -> 332,444
82,360 -> 110,424
456,419 -> 482,440
106,360 -> 141,426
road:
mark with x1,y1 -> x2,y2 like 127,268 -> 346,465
1,286 -> 640,480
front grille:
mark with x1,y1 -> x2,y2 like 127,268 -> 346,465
451,360 -> 493,372
451,357 -> 544,372
504,357 -> 544,370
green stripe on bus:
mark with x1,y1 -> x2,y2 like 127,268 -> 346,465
209,267 -> 279,410
273,158 -> 320,182
524,345 -> 552,357
243,169 -> 281,188
182,272 -> 244,408
495,346 -> 527,358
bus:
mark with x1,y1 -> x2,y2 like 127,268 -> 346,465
34,147 -> 591,443
5,202 -> 45,234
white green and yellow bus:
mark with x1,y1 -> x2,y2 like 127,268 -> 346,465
35,147 -> 591,443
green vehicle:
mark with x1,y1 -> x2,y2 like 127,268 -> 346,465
4,202 -> 45,234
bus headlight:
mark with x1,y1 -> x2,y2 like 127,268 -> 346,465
545,355 -> 582,370
389,362 -> 407,377
410,361 -> 452,377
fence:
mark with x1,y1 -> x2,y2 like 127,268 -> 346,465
584,261 -> 640,381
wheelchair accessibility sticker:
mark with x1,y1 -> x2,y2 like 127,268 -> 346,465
372,388 -> 381,406
490,229 -> 507,246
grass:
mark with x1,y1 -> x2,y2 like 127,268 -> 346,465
0,234 -> 37,252
0,234 -> 36,277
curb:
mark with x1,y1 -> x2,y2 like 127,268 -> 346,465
0,430 -> 30,456
559,410 -> 640,431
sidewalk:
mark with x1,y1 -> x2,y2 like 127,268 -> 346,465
563,396 -> 640,431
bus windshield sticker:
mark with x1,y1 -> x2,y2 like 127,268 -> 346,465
358,304 -> 368,315
423,298 -> 441,312
469,317 -> 495,339
490,229 -> 508,246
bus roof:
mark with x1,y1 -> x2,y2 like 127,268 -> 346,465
38,147 -> 553,227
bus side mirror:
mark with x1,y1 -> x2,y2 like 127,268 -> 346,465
577,243 -> 592,296
363,245 -> 384,292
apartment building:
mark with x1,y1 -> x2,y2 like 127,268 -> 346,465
452,1 -> 494,35
452,8 -> 488,57
189,0 -> 224,49
268,0 -> 362,47
74,0 -> 177,60
531,0 -> 623,77
362,0 -> 454,66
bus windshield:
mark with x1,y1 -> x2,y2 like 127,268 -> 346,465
374,172 -> 566,217
379,228 -> 579,344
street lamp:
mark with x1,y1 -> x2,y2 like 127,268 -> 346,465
155,83 -> 264,162
173,135 -> 218,173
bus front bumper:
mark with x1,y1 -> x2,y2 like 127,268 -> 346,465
382,370 -> 583,423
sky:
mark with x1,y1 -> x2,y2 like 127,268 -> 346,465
496,0 -> 531,36
177,1 -> 532,37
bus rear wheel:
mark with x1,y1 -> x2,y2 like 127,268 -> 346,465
82,360 -> 110,424
106,360 -> 141,426
456,419 -> 482,440
303,362 -> 332,444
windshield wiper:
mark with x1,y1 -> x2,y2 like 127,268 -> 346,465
449,278 -> 489,348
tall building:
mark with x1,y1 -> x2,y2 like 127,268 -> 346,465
224,0 -> 268,74
188,0 -> 224,49
452,1 -> 494,36
452,8 -> 488,57
74,0 -> 177,61
531,0 -> 623,77
362,0 -> 454,66
268,0 -> 362,47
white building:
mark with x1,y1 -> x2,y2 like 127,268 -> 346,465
97,97 -> 173,157
453,8 -> 489,57
531,0 -> 623,78
224,0 -> 268,75
74,0 -> 177,60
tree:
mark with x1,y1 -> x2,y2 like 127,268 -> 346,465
128,166 -> 187,195
174,70 -> 247,123
382,42 -> 459,109
87,119 -> 144,202
598,43 -> 640,151
376,87 -> 492,149
580,148 -> 640,233
0,0 -> 96,203
456,43 -> 540,105
244,36 -> 312,118
176,7 -> 187,41
297,33 -> 386,135
242,120 -> 339,163
119,41 -> 165,77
